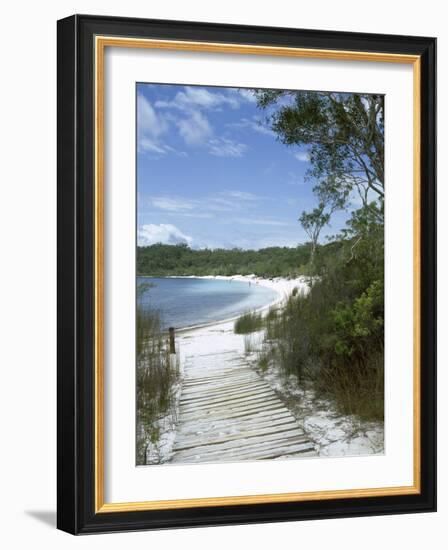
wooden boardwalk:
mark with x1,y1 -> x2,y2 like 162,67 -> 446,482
171,349 -> 317,463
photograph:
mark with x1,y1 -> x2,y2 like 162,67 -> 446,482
54,10 -> 436,536
135,82 -> 385,466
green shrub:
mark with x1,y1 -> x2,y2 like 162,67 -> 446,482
260,205 -> 384,422
234,311 -> 264,334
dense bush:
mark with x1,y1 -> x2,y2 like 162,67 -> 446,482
261,203 -> 384,421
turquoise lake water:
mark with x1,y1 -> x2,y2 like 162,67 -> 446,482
137,277 -> 278,330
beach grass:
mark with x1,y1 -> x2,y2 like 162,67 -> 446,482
234,310 -> 264,334
243,334 -> 256,354
136,304 -> 180,465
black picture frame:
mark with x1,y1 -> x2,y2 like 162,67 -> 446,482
57,14 -> 436,534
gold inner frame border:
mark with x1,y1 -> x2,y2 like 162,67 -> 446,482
94,36 -> 421,513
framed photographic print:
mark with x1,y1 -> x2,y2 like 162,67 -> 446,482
57,14 -> 436,534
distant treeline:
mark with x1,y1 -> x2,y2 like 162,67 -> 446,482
137,242 -> 320,278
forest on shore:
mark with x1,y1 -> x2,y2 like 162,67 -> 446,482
137,242 -> 313,278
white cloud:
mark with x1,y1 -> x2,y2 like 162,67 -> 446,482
235,217 -> 295,227
146,190 -> 263,217
138,138 -> 167,155
294,151 -> 310,162
227,117 -> 274,136
137,94 -> 191,157
208,138 -> 247,157
236,89 -> 258,103
177,111 -> 212,145
142,86 -> 258,152
183,87 -> 240,109
156,86 -> 240,111
137,224 -> 193,246
223,191 -> 260,201
148,196 -> 198,212
175,212 -> 215,219
137,94 -> 167,138
137,94 -> 175,157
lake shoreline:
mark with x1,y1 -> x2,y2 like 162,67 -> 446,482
173,275 -> 309,365
138,274 -> 309,334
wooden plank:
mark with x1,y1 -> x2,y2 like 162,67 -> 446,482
182,377 -> 267,397
180,382 -> 268,401
182,373 -> 255,387
175,410 -> 294,437
179,389 -> 275,410
177,399 -> 286,422
174,415 -> 298,446
172,436 -> 315,463
174,422 -> 306,451
173,427 -> 308,456
170,347 -> 317,464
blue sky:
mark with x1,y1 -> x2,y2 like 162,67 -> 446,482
136,83 -> 351,250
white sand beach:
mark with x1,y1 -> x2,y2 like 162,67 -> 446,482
175,275 -> 308,371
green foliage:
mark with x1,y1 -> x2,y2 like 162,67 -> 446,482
254,89 -> 384,204
262,205 -> 384,421
234,311 -> 264,334
248,89 -> 384,421
331,280 -> 384,356
137,243 -> 313,278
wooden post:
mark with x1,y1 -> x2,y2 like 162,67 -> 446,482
169,327 -> 175,354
